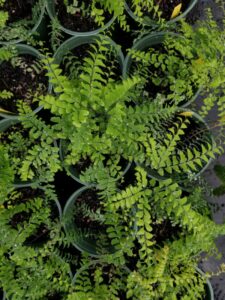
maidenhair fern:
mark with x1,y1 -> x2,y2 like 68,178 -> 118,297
38,38 -> 180,187
0,0 -> 44,42
136,113 -> 222,180
0,103 -> 62,183
105,166 -> 225,299
0,145 -> 14,203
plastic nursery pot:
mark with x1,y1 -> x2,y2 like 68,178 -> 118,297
13,139 -> 59,189
53,34 -> 124,67
196,267 -> 214,300
50,34 -> 124,94
124,0 -> 198,27
13,185 -> 62,219
0,44 -> 47,120
46,0 -> 116,37
0,0 -> 46,45
63,185 -> 115,257
136,109 -> 215,184
59,140 -> 131,186
123,31 -> 201,107
6,185 -> 62,247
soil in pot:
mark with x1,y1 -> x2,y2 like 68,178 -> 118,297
0,54 -> 48,114
73,188 -> 106,232
56,242 -> 81,270
47,292 -> 67,300
129,43 -> 197,105
55,0 -> 112,32
2,0 -> 36,25
127,0 -> 190,21
75,263 -> 128,299
159,114 -> 211,153
7,187 -> 45,228
151,218 -> 181,245
69,188 -> 112,253
143,113 -> 212,181
24,197 -> 59,247
24,223 -> 50,246
60,43 -> 92,77
74,156 -> 92,175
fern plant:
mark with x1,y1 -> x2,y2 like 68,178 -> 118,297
0,182 -> 72,300
0,46 -> 47,117
102,166 -> 225,299
126,0 -> 164,24
68,260 -> 128,300
134,111 -> 222,182
59,0 -> 126,29
0,104 -> 61,183
0,0 -> 45,43
61,166 -> 225,299
126,11 -> 225,109
38,37 -> 178,185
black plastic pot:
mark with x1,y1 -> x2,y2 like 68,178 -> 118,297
125,0 -> 198,27
63,185 -> 115,257
46,0 -> 115,37
0,44 -> 46,119
123,31 -> 201,107
135,109 -> 215,183
0,0 -> 46,45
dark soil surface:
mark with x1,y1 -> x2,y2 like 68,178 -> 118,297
156,0 -> 189,19
151,219 -> 181,244
9,187 -> 44,228
0,123 -> 27,144
0,55 -> 48,114
160,114 -> 211,152
74,189 -> 105,232
74,156 -> 92,174
127,0 -> 190,20
55,0 -> 112,32
25,223 -> 50,246
129,43 -> 197,105
60,43 -> 92,77
2,0 -> 35,24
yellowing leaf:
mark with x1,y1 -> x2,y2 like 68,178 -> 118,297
0,107 -> 14,114
171,3 -> 182,19
178,111 -> 193,117
195,57 -> 204,65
